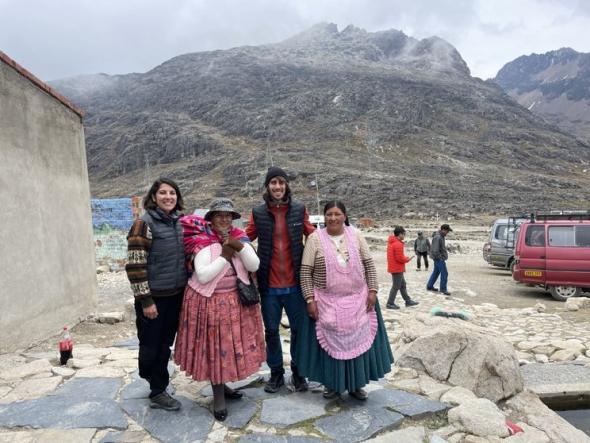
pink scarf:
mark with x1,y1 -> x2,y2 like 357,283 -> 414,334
181,214 -> 251,297
314,226 -> 377,360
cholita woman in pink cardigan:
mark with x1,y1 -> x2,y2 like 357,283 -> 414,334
296,200 -> 393,400
174,198 -> 265,421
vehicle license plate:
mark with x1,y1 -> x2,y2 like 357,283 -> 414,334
524,270 -> 543,277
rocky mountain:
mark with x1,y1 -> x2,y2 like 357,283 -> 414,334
51,24 -> 590,219
494,48 -> 590,142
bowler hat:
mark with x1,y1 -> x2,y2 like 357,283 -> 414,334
204,198 -> 241,221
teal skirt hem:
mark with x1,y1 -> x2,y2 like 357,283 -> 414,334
295,301 -> 394,393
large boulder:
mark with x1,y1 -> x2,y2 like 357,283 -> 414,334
394,314 -> 523,402
448,398 -> 509,437
504,391 -> 590,443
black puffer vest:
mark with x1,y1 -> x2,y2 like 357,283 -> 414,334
141,209 -> 188,295
252,200 -> 305,293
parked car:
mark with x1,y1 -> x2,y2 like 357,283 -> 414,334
483,217 -> 528,272
512,211 -> 590,301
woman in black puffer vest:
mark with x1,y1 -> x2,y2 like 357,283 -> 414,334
125,177 -> 188,411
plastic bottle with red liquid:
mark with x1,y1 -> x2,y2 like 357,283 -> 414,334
59,326 -> 73,365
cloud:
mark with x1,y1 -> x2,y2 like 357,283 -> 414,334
0,0 -> 589,81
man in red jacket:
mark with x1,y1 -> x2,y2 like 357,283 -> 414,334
386,226 -> 419,309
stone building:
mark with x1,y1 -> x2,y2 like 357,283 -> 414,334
0,51 -> 97,352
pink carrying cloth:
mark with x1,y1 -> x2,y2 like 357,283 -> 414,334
314,226 -> 377,360
187,243 -> 251,297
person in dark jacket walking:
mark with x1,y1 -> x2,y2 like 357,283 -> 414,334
426,224 -> 452,296
246,166 -> 315,393
386,226 -> 419,309
413,231 -> 431,271
126,177 -> 188,411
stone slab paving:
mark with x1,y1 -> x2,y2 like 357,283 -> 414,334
0,376 -> 127,430
339,388 -> 449,419
120,395 -> 213,443
314,406 -> 404,442
0,395 -> 127,429
223,397 -> 258,429
112,336 -> 139,350
239,434 -> 325,442
50,377 -> 121,400
521,362 -> 590,397
260,391 -> 331,427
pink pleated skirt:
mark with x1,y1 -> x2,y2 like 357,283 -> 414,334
174,285 -> 266,384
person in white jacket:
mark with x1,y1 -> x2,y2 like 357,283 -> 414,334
174,198 -> 266,422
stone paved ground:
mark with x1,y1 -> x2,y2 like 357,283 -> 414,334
2,227 -> 590,441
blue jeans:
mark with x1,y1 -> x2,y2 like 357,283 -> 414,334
261,287 -> 306,373
427,259 -> 448,292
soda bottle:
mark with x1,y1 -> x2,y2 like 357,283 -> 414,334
59,326 -> 73,365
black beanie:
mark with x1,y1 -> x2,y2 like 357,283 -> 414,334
264,166 -> 288,187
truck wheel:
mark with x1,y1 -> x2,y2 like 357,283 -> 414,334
549,286 -> 581,301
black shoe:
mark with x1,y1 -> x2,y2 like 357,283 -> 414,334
405,299 -> 419,307
386,303 -> 400,310
264,371 -> 285,393
213,408 -> 227,421
426,287 -> 439,292
224,385 -> 243,399
149,392 -> 181,411
291,367 -> 308,392
442,291 -> 451,296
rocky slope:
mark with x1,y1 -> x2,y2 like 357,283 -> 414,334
51,24 -> 590,218
494,47 -> 590,143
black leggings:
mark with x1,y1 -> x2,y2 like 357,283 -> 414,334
416,252 -> 429,269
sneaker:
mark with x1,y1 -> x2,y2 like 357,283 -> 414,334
149,392 -> 181,411
349,388 -> 368,401
405,299 -> 419,307
416,268 -> 421,271
426,287 -> 439,292
386,303 -> 400,310
323,388 -> 339,399
264,371 -> 285,393
442,291 -> 451,296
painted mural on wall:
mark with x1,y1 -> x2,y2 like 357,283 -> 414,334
91,197 -> 142,265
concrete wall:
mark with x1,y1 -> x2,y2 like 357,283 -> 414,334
0,57 -> 97,352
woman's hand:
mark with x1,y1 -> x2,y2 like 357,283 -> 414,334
143,304 -> 158,320
225,237 -> 244,251
366,290 -> 377,312
221,244 -> 235,261
306,300 -> 319,321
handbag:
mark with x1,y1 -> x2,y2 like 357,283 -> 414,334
229,260 -> 260,306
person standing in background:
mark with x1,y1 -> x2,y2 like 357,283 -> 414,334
427,224 -> 453,296
413,231 -> 431,271
386,226 -> 419,309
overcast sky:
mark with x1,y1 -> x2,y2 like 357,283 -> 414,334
1,0 -> 589,82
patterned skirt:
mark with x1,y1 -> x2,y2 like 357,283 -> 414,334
295,302 -> 393,393
174,285 -> 266,384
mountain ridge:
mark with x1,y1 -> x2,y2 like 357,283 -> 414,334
50,24 -> 590,218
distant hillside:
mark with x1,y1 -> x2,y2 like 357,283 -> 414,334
51,24 -> 590,218
494,48 -> 590,143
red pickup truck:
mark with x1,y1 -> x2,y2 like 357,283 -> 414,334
512,211 -> 590,301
